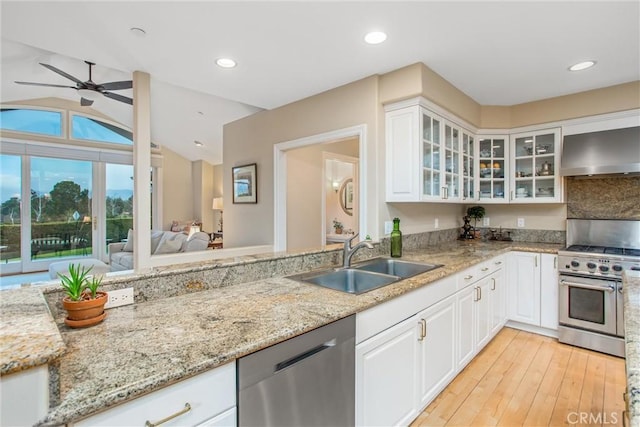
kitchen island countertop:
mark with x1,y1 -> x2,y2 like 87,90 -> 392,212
0,240 -> 567,425
624,270 -> 640,427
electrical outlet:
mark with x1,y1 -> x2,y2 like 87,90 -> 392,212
483,217 -> 490,226
105,287 -> 134,309
384,221 -> 393,235
434,218 -> 439,229
517,218 -> 525,228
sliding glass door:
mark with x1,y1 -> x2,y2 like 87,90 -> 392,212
26,157 -> 93,272
0,154 -> 23,272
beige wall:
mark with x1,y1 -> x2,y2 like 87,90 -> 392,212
192,160 -> 215,232
286,138 -> 359,251
223,76 -> 380,248
224,61 -> 640,248
161,147 -> 193,229
212,164 -> 224,233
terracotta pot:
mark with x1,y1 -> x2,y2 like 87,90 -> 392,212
335,228 -> 343,234
63,291 -> 108,326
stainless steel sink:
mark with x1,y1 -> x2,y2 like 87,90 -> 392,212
351,257 -> 442,279
287,268 -> 400,294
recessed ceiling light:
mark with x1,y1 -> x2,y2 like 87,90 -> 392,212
216,58 -> 237,68
130,27 -> 146,37
569,60 -> 596,71
194,140 -> 204,147
197,111 -> 204,116
364,31 -> 387,45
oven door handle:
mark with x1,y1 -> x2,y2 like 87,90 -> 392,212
560,279 -> 616,293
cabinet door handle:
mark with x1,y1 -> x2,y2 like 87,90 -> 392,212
473,286 -> 479,302
491,277 -> 496,290
535,255 -> 538,267
146,403 -> 191,427
479,286 -> 482,300
477,190 -> 480,200
554,256 -> 557,269
418,319 -> 426,341
510,190 -> 514,201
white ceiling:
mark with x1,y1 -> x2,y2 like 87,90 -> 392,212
1,1 -> 638,165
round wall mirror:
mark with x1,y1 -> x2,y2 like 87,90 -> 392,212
338,178 -> 353,216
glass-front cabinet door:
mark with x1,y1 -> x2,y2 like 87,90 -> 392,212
510,128 -> 562,202
422,112 -> 442,200
477,136 -> 508,203
442,124 -> 461,200
461,132 -> 475,201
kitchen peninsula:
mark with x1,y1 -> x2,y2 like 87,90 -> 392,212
1,240 -> 637,427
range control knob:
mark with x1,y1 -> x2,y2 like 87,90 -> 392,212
586,262 -> 597,270
612,265 -> 624,273
632,266 -> 640,271
570,260 -> 580,268
598,265 -> 610,273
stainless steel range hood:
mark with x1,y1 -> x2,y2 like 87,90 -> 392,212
560,126 -> 640,176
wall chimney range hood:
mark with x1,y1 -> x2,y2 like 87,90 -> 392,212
561,126 -> 640,176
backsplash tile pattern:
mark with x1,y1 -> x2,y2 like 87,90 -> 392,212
566,176 -> 640,219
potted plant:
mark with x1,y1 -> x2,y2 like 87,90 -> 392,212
333,218 -> 344,234
466,206 -> 486,239
60,263 -> 108,328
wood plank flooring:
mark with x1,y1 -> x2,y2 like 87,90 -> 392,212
411,328 -> 626,427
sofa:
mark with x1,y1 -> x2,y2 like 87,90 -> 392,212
108,230 -> 210,271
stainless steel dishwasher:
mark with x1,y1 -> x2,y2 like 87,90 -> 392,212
238,315 -> 355,427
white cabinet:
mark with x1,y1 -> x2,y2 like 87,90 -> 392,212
416,295 -> 457,409
385,104 -> 473,202
507,252 -> 558,331
489,269 -> 507,336
508,251 -> 541,325
540,253 -> 559,330
510,128 -> 562,203
456,274 -> 494,368
72,362 -> 236,427
356,316 -> 420,427
476,135 -> 509,203
0,365 -> 48,427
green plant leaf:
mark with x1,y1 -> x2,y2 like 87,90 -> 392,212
58,263 -> 92,301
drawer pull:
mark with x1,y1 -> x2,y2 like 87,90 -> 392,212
481,267 -> 489,272
494,261 -> 502,265
464,275 -> 473,280
145,403 -> 191,427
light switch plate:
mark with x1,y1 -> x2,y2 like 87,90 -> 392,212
435,218 -> 439,229
483,217 -> 490,226
517,218 -> 525,228
384,221 -> 393,235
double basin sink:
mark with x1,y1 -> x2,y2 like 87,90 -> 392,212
287,257 -> 442,294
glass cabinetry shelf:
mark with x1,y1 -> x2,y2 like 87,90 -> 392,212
510,129 -> 561,202
477,136 -> 507,202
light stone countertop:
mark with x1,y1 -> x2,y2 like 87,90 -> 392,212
36,240 -> 563,426
2,241 -> 561,425
0,288 -> 65,375
624,270 -> 640,427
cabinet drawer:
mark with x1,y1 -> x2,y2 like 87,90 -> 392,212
73,362 -> 236,427
457,256 -> 504,290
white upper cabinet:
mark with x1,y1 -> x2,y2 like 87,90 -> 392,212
386,103 -> 471,202
509,128 -> 562,203
385,99 -> 564,204
476,135 -> 509,203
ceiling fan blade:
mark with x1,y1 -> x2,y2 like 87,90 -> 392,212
39,62 -> 83,84
100,80 -> 133,91
103,91 -> 133,105
80,97 -> 94,107
15,81 -> 76,89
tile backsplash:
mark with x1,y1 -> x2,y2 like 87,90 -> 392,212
566,176 -> 640,219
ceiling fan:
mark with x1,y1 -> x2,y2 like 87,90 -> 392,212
15,60 -> 133,106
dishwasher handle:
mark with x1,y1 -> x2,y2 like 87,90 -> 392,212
275,339 -> 336,372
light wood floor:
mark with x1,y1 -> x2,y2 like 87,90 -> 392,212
412,327 -> 626,427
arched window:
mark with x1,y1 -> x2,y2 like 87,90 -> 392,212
0,108 -> 62,136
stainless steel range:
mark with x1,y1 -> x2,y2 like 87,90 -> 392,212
557,219 -> 640,357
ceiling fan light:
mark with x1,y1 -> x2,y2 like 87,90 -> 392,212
77,88 -> 101,101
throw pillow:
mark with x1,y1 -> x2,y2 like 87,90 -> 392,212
123,229 -> 134,252
154,238 -> 183,255
150,230 -> 165,254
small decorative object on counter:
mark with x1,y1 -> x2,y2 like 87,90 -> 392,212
459,215 -> 475,240
60,263 -> 107,328
333,218 -> 344,234
390,217 -> 402,257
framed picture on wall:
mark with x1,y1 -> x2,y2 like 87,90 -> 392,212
232,163 -> 257,204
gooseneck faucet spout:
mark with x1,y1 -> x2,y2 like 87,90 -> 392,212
343,233 -> 374,268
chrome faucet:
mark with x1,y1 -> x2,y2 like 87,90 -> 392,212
343,233 -> 374,268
